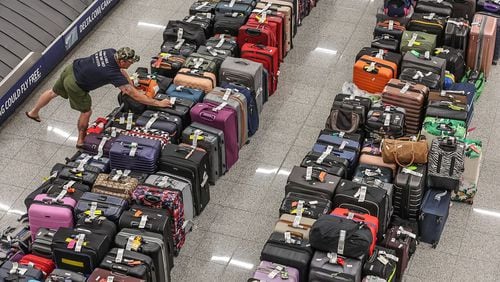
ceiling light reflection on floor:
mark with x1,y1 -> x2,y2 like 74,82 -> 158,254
313,47 -> 338,55
47,126 -> 71,138
229,259 -> 254,270
210,256 -> 231,263
473,208 -> 500,218
256,167 -> 279,174
277,169 -> 290,176
137,21 -> 166,29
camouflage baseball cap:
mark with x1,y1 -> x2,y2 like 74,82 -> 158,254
116,47 -> 140,62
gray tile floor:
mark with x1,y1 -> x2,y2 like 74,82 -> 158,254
0,0 -> 499,281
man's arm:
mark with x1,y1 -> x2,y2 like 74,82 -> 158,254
118,84 -> 170,107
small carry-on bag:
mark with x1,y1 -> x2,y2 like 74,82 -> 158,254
353,164 -> 393,184
421,117 -> 467,146
419,189 -> 451,247
75,215 -> 117,241
407,13 -> 446,46
51,163 -> 100,186
279,192 -> 332,219
165,84 -> 205,104
300,150 -> 350,179
46,269 -> 86,282
221,82 -> 260,136
365,104 -> 406,139
331,208 -> 378,256
362,246 -> 398,281
190,102 -> 239,170
309,250 -> 363,282
353,55 -> 398,94
25,178 -> 90,209
401,51 -> 446,90
393,165 -> 426,221
273,214 -> 315,240
444,18 -> 470,54
371,34 -> 400,53
28,193 -> 76,240
163,20 -> 207,47
251,261 -> 299,282
434,46 -> 467,81
118,205 -> 175,267
467,14 -> 498,79
190,1 -> 217,15
0,261 -> 44,281
115,228 -> 172,282
415,0 -> 453,17
150,53 -> 185,78
285,165 -> 341,200
452,139 -> 482,204
382,225 -> 417,281
173,68 -> 217,94
183,52 -> 221,74
74,192 -> 129,222
400,31 -> 437,54
150,93 -> 195,128
32,228 -> 55,259
92,171 -> 139,202
52,227 -> 110,275
88,268 -> 145,282
260,232 -> 313,282
427,137 -> 466,191
135,110 -> 182,141
158,143 -> 210,215
100,248 -> 155,282
19,254 -> 55,278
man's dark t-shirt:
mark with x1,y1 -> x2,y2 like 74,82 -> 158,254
72,49 -> 129,91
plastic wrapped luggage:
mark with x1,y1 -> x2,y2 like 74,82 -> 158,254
419,189 -> 451,247
353,164 -> 393,184
309,250 -> 363,282
452,139 -> 482,204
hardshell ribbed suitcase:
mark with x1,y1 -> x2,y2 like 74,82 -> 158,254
28,194 -> 76,240
467,14 -> 498,78
353,55 -> 398,94
394,165 -> 426,221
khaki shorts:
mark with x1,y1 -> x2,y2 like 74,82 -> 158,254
52,64 -> 91,113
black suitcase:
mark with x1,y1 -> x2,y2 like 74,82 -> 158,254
100,248 -> 156,281
362,246 -> 398,280
118,205 -> 175,268
159,143 -> 210,215
149,94 -> 195,129
394,165 -> 427,221
415,0 -> 453,17
189,1 -> 217,14
51,163 -> 99,186
353,164 -> 393,183
365,104 -> 406,139
32,228 -> 55,258
401,52 -> 447,90
0,261 -> 44,281
434,46 -> 466,81
52,227 -> 110,275
74,192 -> 129,222
183,13 -> 214,38
319,128 -> 366,145
300,150 -> 349,179
371,35 -> 400,53
75,215 -> 117,241
115,228 -> 172,282
279,192 -> 332,219
333,180 -> 390,239
399,68 -> 441,90
163,20 -> 206,47
204,34 -> 239,57
285,166 -> 341,200
450,0 -> 476,20
444,18 -> 470,54
308,250 -> 363,282
213,13 -> 248,36
260,232 -> 313,282
46,269 -> 86,282
333,94 -> 372,124
24,178 -> 90,209
427,137 -> 465,191
407,13 -> 446,46
355,47 -> 402,71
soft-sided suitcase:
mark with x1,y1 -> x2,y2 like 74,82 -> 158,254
362,246 -> 398,281
371,34 -> 400,53
316,133 -> 361,154
82,133 -> 117,158
158,143 -> 210,215
215,0 -> 256,16
51,163 -> 99,187
467,14 -> 497,78
28,193 -> 76,240
255,1 -> 293,53
151,93 -> 195,128
452,139 -> 482,204
308,250 -> 363,282
399,68 -> 441,90
260,232 -> 313,282
52,227 -> 110,275
184,52 -> 221,74
249,11 -> 285,60
183,13 -> 214,38
419,189 -> 451,247
144,171 -> 194,221
163,20 -> 207,47
273,214 -> 315,240
100,248 -> 155,281
74,192 -> 128,222
213,12 -> 248,36
427,137 -> 465,191
434,46 -> 466,81
333,180 -> 390,239
190,1 -> 217,15
374,19 -> 406,42
173,68 -> 217,94
407,13 -> 446,46
87,268 -> 145,282
400,31 -> 437,54
75,215 -> 117,240
238,19 -> 278,50
415,0 -> 453,17
382,225 -> 417,281
251,261 -> 299,282
428,83 -> 475,125
285,166 -> 341,201
353,163 -> 393,184
32,228 -> 55,259
46,269 -> 86,282
220,82 -> 260,136
450,0 -> 476,20
280,192 -> 332,219
109,135 -> 162,174
92,172 -> 139,202
300,150 -> 349,179
205,34 -> 239,57
312,143 -> 357,173
444,18 -> 470,54
25,178 -> 90,209
150,53 -> 186,78
353,55 -> 398,94
401,51 -> 446,90
421,117 -> 467,146
0,261 -> 44,281
219,57 -> 264,113
204,87 -> 248,147
365,104 -> 406,139
190,102 -> 239,170
19,254 -> 55,278
241,43 -> 280,96
331,208 -> 378,256
359,142 -> 398,177
393,165 -> 426,221
67,151 -> 110,173
136,110 -> 182,140
115,228 -> 171,282
185,121 -> 227,174
381,79 -> 429,134
118,205 -> 175,267
165,84 -> 205,104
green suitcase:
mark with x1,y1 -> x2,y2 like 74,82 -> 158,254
421,117 -> 467,146
400,31 -> 437,54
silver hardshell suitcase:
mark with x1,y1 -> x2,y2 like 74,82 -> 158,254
190,122 -> 227,174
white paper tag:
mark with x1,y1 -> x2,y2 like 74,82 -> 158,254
158,176 -> 170,187
424,51 -> 430,59
377,255 -> 389,265
63,180 -> 76,191
358,186 -> 367,202
115,248 -> 124,263
170,97 -> 177,105
400,83 -> 410,94
347,212 -> 355,220
384,113 -> 391,127
402,168 -> 423,177
284,232 -> 292,244
125,236 -> 135,251
268,269 -> 280,279
207,46 -> 218,56
408,33 -> 418,47
297,200 -> 304,217
192,129 -> 202,148
119,115 -> 125,124
212,102 -> 228,111
111,170 -> 123,181
229,0 -> 236,7
107,277 -> 114,282
17,268 -> 27,276
292,215 -> 302,228
201,171 -> 209,187
9,262 -> 18,274
338,131 -> 345,138
339,141 -> 348,151
366,62 -> 376,72
376,49 -> 384,59
193,58 -> 204,69
129,142 -> 138,157
223,89 -> 232,101
177,28 -> 184,41
89,202 -> 97,219
144,113 -> 159,130
96,136 -> 109,159
305,166 -> 313,181
110,127 -> 117,138
54,189 -> 67,202
75,234 -> 85,252
174,38 -> 185,50
388,20 -> 394,30
337,230 -> 346,255
316,145 -> 334,164
186,16 -> 195,23
196,1 -> 208,9
309,200 -> 318,205
398,226 -> 417,239
126,113 -> 133,130
216,37 -> 225,48
327,252 -> 338,264
139,215 -> 148,229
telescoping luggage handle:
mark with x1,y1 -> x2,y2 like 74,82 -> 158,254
434,190 -> 448,201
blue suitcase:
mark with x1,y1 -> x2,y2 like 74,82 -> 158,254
446,82 -> 475,126
109,135 -> 162,174
312,143 -> 357,171
316,134 -> 361,152
136,110 -> 182,140
419,189 -> 451,248
166,84 -> 205,103
75,192 -> 129,222
220,82 -> 260,136
67,151 -> 110,173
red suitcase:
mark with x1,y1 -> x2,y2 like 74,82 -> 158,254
331,207 -> 379,256
249,12 -> 285,61
237,18 -> 278,51
19,254 -> 56,278
241,43 -> 280,96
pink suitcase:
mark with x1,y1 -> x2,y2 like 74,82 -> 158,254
28,194 -> 76,240
190,102 -> 239,170
251,261 -> 299,282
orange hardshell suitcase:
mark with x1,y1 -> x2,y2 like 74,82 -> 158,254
353,55 -> 398,94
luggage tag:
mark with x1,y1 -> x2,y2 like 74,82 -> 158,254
115,248 -> 124,263
216,37 -> 226,48
193,58 -> 204,69
354,186 -> 367,202
257,11 -> 267,23
377,255 -> 389,265
292,215 -> 303,229
305,166 -> 313,181
296,200 -> 304,217
212,102 -> 228,111
378,250 -> 399,262
365,62 -> 377,73
128,143 -> 139,157
195,1 -> 209,10
408,33 -> 418,47
54,189 -> 68,203
107,277 -> 115,282
139,215 -> 148,229
228,0 -> 236,7
74,234 -> 85,252
398,226 -> 417,239
206,46 -> 219,57
327,252 -> 338,264
384,113 -> 391,127
412,71 -> 424,80
376,49 -> 384,59
337,230 -> 346,255
423,13 -> 436,20
284,232 -> 292,244
424,51 -> 430,60
347,212 -> 355,220
388,20 -> 394,30
268,265 -> 284,279
186,16 -> 195,23
89,201 -> 98,220
316,145 -> 333,164
125,236 -> 141,251
144,113 -> 159,130
62,180 -> 76,192
434,190 -> 448,201
75,154 -> 92,172
339,141 -> 348,151
126,112 -> 134,130
222,89 -> 232,101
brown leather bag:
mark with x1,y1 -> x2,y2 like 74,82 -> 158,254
382,137 -> 429,166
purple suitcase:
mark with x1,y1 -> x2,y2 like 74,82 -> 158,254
28,194 -> 76,240
109,135 -> 162,173
83,133 -> 118,158
251,261 -> 300,282
190,102 -> 239,170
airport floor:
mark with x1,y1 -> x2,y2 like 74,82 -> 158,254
0,0 -> 500,281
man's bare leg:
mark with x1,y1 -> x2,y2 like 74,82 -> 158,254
27,89 -> 58,120
77,110 -> 92,147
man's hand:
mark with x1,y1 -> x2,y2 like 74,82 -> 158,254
157,99 -> 172,108
118,84 -> 172,108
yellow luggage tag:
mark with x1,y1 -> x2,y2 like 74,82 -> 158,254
84,209 -> 102,216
